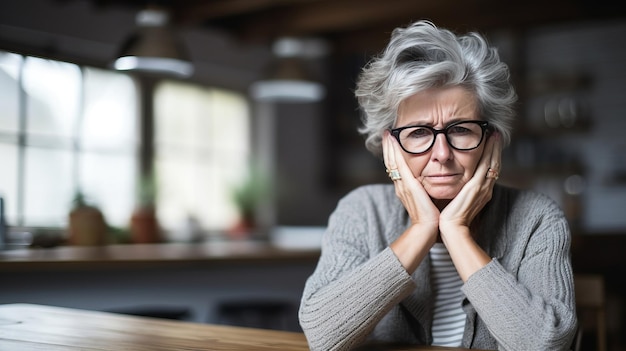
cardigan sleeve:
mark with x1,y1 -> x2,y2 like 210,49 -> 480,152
462,194 -> 578,351
298,187 -> 416,351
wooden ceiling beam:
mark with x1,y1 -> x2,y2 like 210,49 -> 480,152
246,0 -> 483,35
174,0 -> 319,25
109,0 -> 626,54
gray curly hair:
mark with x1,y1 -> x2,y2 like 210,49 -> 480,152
355,20 -> 517,157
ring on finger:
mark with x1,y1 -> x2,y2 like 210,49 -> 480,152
387,169 -> 402,181
486,168 -> 499,180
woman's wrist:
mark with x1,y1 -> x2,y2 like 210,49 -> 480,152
390,223 -> 438,273
440,228 -> 490,281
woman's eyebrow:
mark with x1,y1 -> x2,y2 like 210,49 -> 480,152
397,117 -> 475,129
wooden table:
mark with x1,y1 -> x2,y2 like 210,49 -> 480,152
0,304 -> 475,350
0,241 -> 321,327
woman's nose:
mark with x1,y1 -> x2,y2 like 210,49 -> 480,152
430,133 -> 452,161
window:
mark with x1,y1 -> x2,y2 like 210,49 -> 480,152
154,81 -> 250,240
0,50 -> 138,229
0,50 -> 251,239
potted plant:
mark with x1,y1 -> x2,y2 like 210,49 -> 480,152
129,173 -> 161,243
228,166 -> 270,239
68,190 -> 107,246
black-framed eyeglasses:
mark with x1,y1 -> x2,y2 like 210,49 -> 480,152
390,120 -> 490,154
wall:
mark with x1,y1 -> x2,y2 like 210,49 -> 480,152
521,20 -> 626,232
274,103 -> 341,226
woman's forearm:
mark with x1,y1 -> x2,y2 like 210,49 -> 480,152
299,248 -> 415,351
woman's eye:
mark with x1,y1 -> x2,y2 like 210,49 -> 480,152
448,126 -> 470,135
407,128 -> 430,138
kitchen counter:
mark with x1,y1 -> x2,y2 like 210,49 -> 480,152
0,240 -> 320,271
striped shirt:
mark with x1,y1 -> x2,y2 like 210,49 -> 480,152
430,242 -> 466,347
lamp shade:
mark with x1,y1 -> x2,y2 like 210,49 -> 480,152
113,8 -> 193,77
250,37 -> 328,103
249,80 -> 325,103
250,57 -> 325,102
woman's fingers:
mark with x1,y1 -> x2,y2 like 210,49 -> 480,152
383,132 -> 439,226
485,131 -> 502,182
474,132 -> 495,181
382,131 -> 396,174
383,131 -> 412,183
440,131 -> 502,229
383,131 -> 401,181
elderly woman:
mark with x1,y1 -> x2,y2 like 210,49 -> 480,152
298,20 -> 577,350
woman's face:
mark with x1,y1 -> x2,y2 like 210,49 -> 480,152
395,86 -> 486,201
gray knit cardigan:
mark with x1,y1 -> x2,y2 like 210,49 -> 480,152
299,184 -> 577,351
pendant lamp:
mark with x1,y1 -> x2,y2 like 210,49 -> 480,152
113,7 -> 193,77
250,37 -> 328,103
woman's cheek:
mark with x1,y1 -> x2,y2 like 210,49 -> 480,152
406,156 -> 427,181
467,146 -> 486,177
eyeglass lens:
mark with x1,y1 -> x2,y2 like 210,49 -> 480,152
397,122 -> 485,153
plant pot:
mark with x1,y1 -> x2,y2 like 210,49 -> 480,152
68,205 -> 107,246
130,207 -> 161,244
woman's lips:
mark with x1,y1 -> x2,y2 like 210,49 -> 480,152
424,173 -> 460,183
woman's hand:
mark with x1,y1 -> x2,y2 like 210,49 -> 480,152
384,131 -> 439,273
439,131 -> 502,281
383,131 -> 439,231
439,131 -> 502,235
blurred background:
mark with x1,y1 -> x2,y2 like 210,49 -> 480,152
0,0 -> 625,349
1,0 -> 625,238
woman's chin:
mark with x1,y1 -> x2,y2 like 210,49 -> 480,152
425,186 -> 461,202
